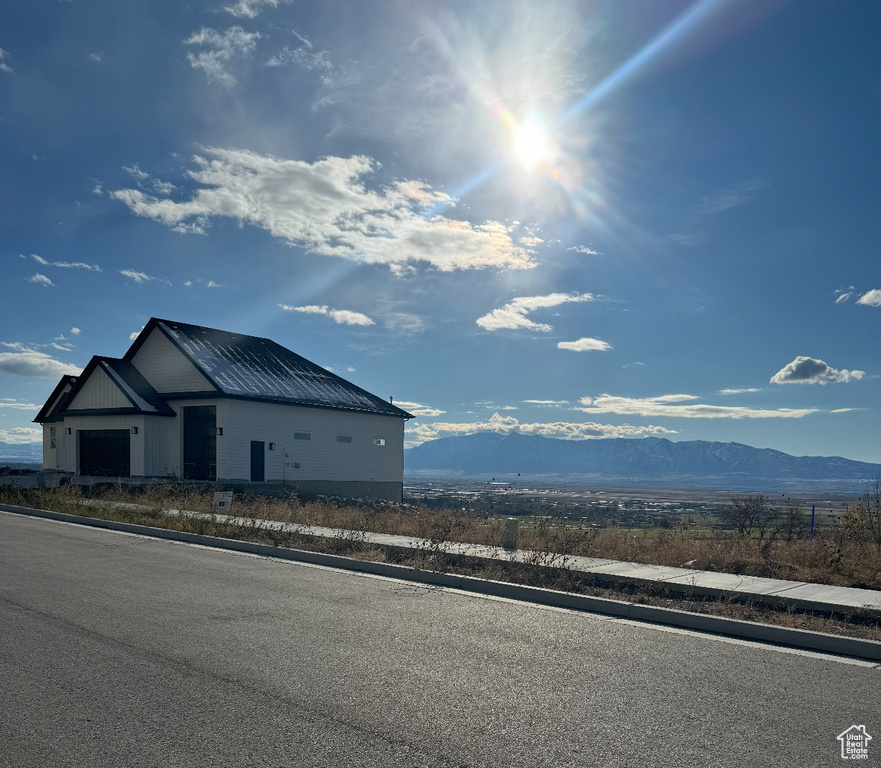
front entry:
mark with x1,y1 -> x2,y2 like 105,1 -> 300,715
183,406 -> 216,480
250,441 -> 265,482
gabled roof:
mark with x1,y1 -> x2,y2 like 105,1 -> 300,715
33,375 -> 78,423
126,318 -> 413,418
52,356 -> 176,419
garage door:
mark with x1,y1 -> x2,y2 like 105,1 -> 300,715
79,429 -> 130,477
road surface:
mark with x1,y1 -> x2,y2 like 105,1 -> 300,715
1,510 -> 878,767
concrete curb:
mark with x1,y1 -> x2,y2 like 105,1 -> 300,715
4,503 -> 881,663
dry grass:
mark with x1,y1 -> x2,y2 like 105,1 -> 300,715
3,483 -> 881,642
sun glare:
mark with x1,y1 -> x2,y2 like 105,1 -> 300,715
510,114 -> 557,173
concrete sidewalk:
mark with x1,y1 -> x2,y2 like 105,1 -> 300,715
138,504 -> 881,618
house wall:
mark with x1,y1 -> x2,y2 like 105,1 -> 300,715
54,414 -> 145,476
130,329 -> 215,394
164,398 -> 406,499
67,367 -> 130,410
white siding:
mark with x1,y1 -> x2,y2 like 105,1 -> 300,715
67,367 -> 129,410
142,412 -> 180,477
164,399 -> 405,484
58,414 -> 143,476
131,329 -> 216,394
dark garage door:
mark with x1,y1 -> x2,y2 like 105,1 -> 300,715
79,429 -> 130,477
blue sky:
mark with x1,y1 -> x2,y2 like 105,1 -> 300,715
2,0 -> 879,463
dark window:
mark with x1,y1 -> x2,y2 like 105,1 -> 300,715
183,406 -> 217,480
79,430 -> 130,477
294,432 -> 310,441
336,435 -> 352,443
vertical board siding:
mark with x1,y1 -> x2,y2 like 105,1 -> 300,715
131,329 -> 216,393
174,399 -> 405,483
67,367 -> 130,410
58,415 -> 145,476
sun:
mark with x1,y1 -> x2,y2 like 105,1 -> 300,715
510,113 -> 558,173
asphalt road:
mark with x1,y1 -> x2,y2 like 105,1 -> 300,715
1,511 -> 878,767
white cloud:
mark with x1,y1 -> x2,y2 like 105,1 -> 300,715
28,273 -> 54,287
0,348 -> 81,378
406,412 -> 677,447
279,304 -> 374,326
476,293 -> 595,332
225,0 -> 288,18
770,357 -> 865,385
112,148 -> 536,273
0,399 -> 40,410
394,401 -> 446,418
576,394 -> 818,419
129,325 -> 146,341
835,286 -> 855,304
70,327 -> 81,336
0,48 -> 12,74
30,253 -> 101,271
0,427 -> 42,444
88,51 -> 104,63
856,289 -> 881,307
266,31 -> 333,84
119,269 -> 154,283
184,27 -> 261,84
566,245 -> 599,255
557,337 -> 611,352
382,313 -> 425,334
523,399 -> 569,407
718,388 -> 761,395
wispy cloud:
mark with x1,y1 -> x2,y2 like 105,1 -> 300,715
566,245 -> 599,255
112,148 -> 536,273
523,399 -> 569,407
770,357 -> 864,385
0,347 -> 81,378
279,304 -> 375,326
692,179 -> 767,217
225,0 -> 289,18
557,337 -> 611,352
119,269 -> 156,284
0,399 -> 40,410
30,254 -> 101,271
857,289 -> 881,307
718,388 -> 761,395
406,412 -> 677,447
576,394 -> 818,419
88,51 -> 104,64
184,27 -> 261,84
476,293 -> 595,332
382,313 -> 425,335
266,31 -> 333,85
28,273 -> 54,287
394,401 -> 445,417
0,48 -> 12,74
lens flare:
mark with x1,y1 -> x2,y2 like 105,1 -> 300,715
510,113 -> 558,173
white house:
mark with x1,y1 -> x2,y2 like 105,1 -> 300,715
34,318 -> 413,501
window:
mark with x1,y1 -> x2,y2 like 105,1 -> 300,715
336,435 -> 352,443
373,438 -> 386,446
50,426 -> 57,449
294,432 -> 310,441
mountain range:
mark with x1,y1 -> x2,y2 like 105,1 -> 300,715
405,432 -> 881,484
0,442 -> 42,462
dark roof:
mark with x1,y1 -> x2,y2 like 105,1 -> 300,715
126,318 -> 413,418
33,375 -> 78,423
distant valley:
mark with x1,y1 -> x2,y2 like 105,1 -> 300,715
405,432 -> 881,490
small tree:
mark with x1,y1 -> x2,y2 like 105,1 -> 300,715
840,477 -> 881,548
719,495 -> 779,542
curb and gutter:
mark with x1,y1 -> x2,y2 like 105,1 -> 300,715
3,503 -> 881,663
